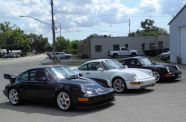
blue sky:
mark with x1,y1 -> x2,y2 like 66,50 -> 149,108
0,0 -> 186,43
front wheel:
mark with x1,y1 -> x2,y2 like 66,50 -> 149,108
8,88 -> 21,105
112,78 -> 126,93
56,91 -> 72,111
152,71 -> 160,82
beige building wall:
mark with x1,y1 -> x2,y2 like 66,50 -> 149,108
78,35 -> 169,59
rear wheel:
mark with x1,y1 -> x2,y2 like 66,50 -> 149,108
113,54 -> 118,58
112,78 -> 126,93
152,71 -> 160,82
8,88 -> 21,105
56,91 -> 72,111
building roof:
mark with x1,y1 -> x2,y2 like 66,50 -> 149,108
169,4 -> 186,25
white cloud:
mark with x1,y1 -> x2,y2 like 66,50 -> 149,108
139,0 -> 160,13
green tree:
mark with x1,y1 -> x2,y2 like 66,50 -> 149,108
128,19 -> 168,37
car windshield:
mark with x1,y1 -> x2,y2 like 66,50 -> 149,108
108,59 -> 124,68
139,57 -> 152,65
101,60 -> 117,70
47,66 -> 77,80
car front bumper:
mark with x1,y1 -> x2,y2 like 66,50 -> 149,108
163,71 -> 182,80
76,92 -> 115,107
126,77 -> 156,89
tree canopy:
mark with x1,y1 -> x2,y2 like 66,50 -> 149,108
0,22 -> 50,55
128,19 -> 168,37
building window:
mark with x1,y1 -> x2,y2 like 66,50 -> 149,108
125,44 -> 128,48
142,43 -> 145,50
95,45 -> 102,52
149,43 -> 156,50
158,41 -> 163,49
113,44 -> 120,51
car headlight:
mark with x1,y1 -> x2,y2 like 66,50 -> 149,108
131,74 -> 137,81
166,67 -> 170,73
81,85 -> 87,94
106,80 -> 112,87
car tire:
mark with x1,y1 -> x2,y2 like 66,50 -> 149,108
112,78 -> 126,93
56,91 -> 72,111
8,88 -> 21,105
113,54 -> 118,58
131,53 -> 136,57
66,56 -> 70,59
152,71 -> 161,82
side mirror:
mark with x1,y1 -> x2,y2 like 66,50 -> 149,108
97,68 -> 104,72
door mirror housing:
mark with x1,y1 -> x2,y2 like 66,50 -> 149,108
97,68 -> 104,72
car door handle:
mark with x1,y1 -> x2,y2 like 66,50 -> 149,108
86,73 -> 90,74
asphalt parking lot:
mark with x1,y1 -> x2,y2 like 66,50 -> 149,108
0,54 -> 186,122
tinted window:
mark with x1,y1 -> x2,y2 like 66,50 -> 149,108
30,70 -> 47,81
17,72 -> 29,81
79,64 -> 88,71
87,62 -> 102,71
128,59 -> 140,66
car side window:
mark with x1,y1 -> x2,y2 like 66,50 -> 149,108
29,70 -> 47,82
17,72 -> 29,81
79,64 -> 88,71
87,62 -> 102,71
121,60 -> 127,66
128,59 -> 140,66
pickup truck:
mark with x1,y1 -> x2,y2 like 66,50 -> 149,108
48,52 -> 72,59
108,47 -> 138,58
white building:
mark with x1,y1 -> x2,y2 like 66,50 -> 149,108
169,4 -> 186,64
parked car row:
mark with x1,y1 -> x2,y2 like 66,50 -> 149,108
3,56 -> 182,111
47,52 -> 72,60
0,52 -> 20,58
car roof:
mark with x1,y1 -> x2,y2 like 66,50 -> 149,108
85,59 -> 110,63
121,56 -> 145,60
28,65 -> 67,70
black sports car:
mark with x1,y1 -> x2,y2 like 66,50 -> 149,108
120,57 -> 182,82
3,65 -> 115,111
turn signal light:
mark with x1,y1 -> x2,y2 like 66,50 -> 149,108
78,98 -> 89,102
130,82 -> 143,85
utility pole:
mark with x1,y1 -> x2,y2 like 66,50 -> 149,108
50,0 -> 56,58
129,19 -> 131,34
60,23 -> 62,38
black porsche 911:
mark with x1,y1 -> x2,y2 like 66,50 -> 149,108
120,57 -> 182,82
3,65 -> 115,111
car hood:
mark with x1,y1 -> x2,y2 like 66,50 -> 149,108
147,64 -> 178,70
123,68 -> 153,80
112,68 -> 153,80
60,77 -> 107,89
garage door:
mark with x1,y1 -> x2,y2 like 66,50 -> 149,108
180,27 -> 186,64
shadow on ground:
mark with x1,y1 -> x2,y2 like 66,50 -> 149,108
0,101 -> 114,117
157,79 -> 181,84
116,89 -> 154,96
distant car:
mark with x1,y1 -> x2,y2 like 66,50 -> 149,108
108,47 -> 139,58
160,51 -> 170,61
120,57 -> 182,82
76,59 -> 156,93
48,52 -> 72,59
3,65 -> 115,111
10,53 -> 20,58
